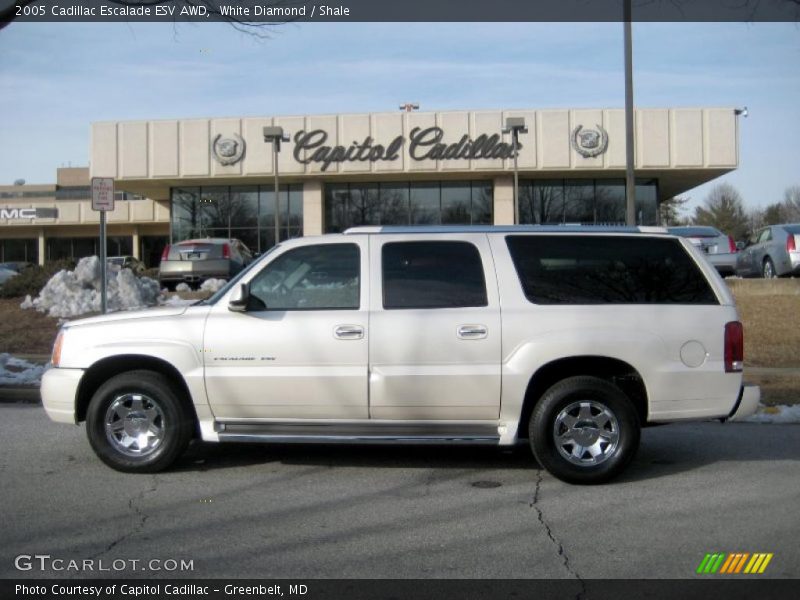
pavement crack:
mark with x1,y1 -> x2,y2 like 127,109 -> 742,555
85,475 -> 159,561
530,469 -> 586,600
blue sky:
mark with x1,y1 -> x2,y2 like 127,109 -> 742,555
0,21 -> 797,216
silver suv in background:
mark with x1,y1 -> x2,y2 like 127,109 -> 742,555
736,224 -> 800,278
667,226 -> 738,276
158,238 -> 253,289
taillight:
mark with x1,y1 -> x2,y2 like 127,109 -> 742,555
728,235 -> 737,253
222,243 -> 231,259
724,321 -> 744,373
51,330 -> 64,367
161,245 -> 171,261
788,235 -> 796,252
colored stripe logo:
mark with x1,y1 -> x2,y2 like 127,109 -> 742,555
696,553 -> 773,574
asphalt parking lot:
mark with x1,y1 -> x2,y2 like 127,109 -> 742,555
1,404 -> 798,581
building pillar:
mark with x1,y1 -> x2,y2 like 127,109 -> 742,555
37,228 -> 45,266
302,180 -> 324,236
132,226 -> 140,260
493,176 -> 515,225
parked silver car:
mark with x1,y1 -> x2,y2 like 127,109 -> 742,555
736,223 -> 800,278
158,238 -> 253,289
667,226 -> 738,276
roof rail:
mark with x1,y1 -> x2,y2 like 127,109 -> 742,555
342,225 -> 667,235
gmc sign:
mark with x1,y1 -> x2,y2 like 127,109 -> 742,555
1,208 -> 58,220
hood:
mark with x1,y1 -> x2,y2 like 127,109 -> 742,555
63,305 -> 191,328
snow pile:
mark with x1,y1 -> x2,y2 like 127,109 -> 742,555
0,353 -> 45,386
175,283 -> 191,292
200,278 -> 227,293
20,256 -> 162,318
744,404 -> 800,424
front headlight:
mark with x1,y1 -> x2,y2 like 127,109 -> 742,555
51,330 -> 64,367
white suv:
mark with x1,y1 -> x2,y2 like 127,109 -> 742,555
41,226 -> 759,484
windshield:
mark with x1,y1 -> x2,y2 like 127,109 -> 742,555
201,246 -> 280,306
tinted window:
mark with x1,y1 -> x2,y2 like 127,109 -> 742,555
783,225 -> 800,235
506,235 -> 718,305
249,244 -> 360,310
382,241 -> 488,309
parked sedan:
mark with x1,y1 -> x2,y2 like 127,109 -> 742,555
736,224 -> 800,278
158,238 -> 253,289
667,226 -> 738,276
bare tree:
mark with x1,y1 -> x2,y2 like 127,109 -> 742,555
693,183 -> 749,240
783,185 -> 800,222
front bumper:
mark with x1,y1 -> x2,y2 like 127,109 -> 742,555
41,366 -> 84,424
726,384 -> 760,422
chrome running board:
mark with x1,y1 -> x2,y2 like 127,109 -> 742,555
215,422 -> 499,445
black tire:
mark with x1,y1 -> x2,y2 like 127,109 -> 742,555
85,370 -> 193,473
529,376 -> 640,485
762,258 -> 776,279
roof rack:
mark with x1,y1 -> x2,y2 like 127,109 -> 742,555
343,225 -> 668,235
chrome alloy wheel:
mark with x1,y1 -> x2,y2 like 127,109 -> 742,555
104,393 -> 166,457
553,400 -> 620,466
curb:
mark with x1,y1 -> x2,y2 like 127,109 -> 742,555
0,386 -> 40,404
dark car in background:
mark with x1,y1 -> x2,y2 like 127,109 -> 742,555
158,238 -> 253,289
667,226 -> 738,276
736,224 -> 800,278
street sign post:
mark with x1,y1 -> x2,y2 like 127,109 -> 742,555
91,178 -> 115,314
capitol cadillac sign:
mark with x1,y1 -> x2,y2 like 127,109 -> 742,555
211,124 -> 610,171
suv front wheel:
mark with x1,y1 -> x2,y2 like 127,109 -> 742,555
529,376 -> 640,485
85,370 -> 194,473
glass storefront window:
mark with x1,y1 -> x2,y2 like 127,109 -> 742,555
325,181 -> 493,232
519,179 -> 658,226
1,238 -> 38,263
171,185 -> 302,253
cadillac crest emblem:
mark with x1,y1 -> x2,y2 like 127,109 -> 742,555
571,124 -> 609,158
212,133 -> 246,166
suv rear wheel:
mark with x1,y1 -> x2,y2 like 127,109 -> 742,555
85,370 -> 193,473
529,376 -> 640,484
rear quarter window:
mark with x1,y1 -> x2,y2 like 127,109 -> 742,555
505,235 -> 718,305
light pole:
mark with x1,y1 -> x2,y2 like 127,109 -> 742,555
263,126 -> 290,247
502,117 -> 528,224
624,0 -> 636,226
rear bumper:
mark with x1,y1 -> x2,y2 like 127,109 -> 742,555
726,384 -> 760,422
41,366 -> 83,424
707,252 -> 738,275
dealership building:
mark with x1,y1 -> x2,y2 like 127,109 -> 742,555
1,107 -> 740,266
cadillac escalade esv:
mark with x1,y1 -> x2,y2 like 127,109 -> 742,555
41,226 -> 760,484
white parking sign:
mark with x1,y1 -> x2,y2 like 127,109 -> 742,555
91,177 -> 115,212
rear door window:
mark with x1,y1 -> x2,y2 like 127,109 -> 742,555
382,241 -> 488,309
505,235 -> 718,305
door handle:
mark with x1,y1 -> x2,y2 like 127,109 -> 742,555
457,325 -> 488,339
334,325 -> 364,340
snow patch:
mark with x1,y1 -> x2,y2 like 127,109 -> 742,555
0,353 -> 45,386
200,278 -> 227,293
20,256 -> 162,318
175,283 -> 191,292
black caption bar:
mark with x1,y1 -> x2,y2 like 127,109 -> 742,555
3,579 -> 799,600
2,0 -> 799,24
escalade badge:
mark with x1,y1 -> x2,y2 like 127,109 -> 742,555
571,124 -> 609,158
212,133 -> 246,165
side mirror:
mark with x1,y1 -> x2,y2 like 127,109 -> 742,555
228,282 -> 267,313
228,283 -> 250,312
736,241 -> 746,251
